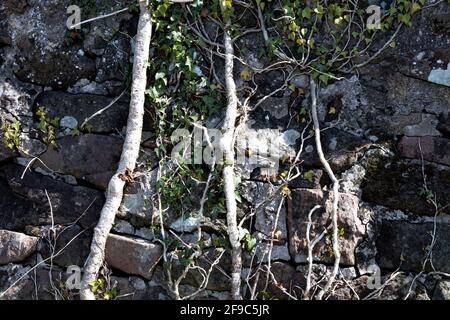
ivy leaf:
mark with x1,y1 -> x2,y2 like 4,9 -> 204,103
411,3 -> 421,14
288,83 -> 296,92
319,74 -> 330,85
304,170 -> 315,182
155,71 -> 167,85
328,106 -> 336,115
302,7 -> 312,19
235,191 -> 242,203
243,233 -> 257,252
240,69 -> 252,80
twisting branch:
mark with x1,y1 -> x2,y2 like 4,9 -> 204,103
220,0 -> 242,300
80,0 -> 152,300
305,204 -> 324,298
309,78 -> 340,300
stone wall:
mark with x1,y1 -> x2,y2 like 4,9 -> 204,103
0,1 -> 449,300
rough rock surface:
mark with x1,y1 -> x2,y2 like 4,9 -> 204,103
39,225 -> 93,268
34,92 -> 130,133
377,220 -> 450,273
433,280 -> 450,300
287,189 -> 364,265
1,164 -> 103,229
0,230 -> 38,265
0,0 -> 449,301
240,181 -> 287,241
362,161 -> 450,216
398,136 -> 450,166
105,234 -> 162,280
37,134 -> 123,190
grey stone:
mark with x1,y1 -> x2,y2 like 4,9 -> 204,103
68,79 -> 123,96
105,234 -> 162,280
377,220 -> 450,273
178,285 -> 232,300
259,97 -> 290,119
235,123 -> 300,178
170,248 -> 231,291
254,70 -> 286,97
0,231 -> 38,265
382,72 -> 450,117
39,225 -> 92,268
250,262 -> 304,300
240,181 -> 287,241
113,220 -> 135,235
291,74 -> 309,88
17,135 -> 47,158
95,35 -> 130,83
377,273 -> 430,300
361,160 -> 450,216
34,91 -> 130,133
2,164 -> 103,229
120,169 -> 158,226
0,264 -> 33,300
37,134 -> 123,190
81,1 -> 133,55
134,228 -> 155,241
0,264 -> 75,300
0,133 -> 17,161
8,0 -> 96,88
251,243 -> 291,264
110,275 -> 169,300
170,216 -> 202,233
300,128 -> 370,173
0,177 -> 43,231
403,114 -> 441,137
340,164 -> 366,195
280,130 -> 300,146
428,63 -> 450,87
438,113 -> 450,136
288,168 -> 324,189
59,116 -> 78,130
398,136 -> 450,166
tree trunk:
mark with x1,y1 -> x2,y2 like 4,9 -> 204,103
80,0 -> 152,300
220,1 -> 242,300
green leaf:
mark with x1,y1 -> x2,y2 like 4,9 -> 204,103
243,233 -> 257,252
155,71 -> 167,85
319,74 -> 330,85
302,7 -> 311,19
235,191 -> 242,203
303,170 -> 315,182
411,3 -> 421,14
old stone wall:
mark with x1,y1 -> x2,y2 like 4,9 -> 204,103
0,0 -> 449,300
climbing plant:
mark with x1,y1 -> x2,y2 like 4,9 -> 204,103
75,0 -> 434,300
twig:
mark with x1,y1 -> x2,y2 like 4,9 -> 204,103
80,90 -> 126,129
69,7 -> 130,30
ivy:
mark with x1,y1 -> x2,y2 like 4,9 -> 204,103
36,107 -> 60,147
1,121 -> 21,150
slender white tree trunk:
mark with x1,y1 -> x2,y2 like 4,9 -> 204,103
80,0 -> 152,300
220,1 -> 242,300
310,78 -> 340,300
